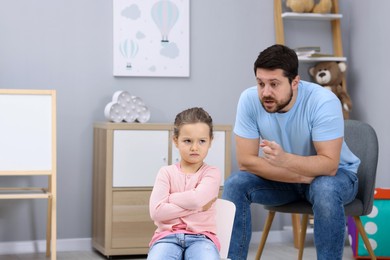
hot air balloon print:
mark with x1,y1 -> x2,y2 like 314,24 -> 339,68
119,38 -> 139,69
151,0 -> 179,43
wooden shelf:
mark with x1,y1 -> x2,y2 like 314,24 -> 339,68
298,56 -> 347,62
282,12 -> 342,20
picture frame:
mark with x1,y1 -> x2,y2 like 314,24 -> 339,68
113,0 -> 190,77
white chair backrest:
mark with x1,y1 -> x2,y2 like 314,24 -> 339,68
216,198 -> 236,260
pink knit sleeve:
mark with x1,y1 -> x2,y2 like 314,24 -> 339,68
169,166 -> 221,210
149,167 -> 197,222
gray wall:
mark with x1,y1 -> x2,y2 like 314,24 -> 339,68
0,0 -> 389,243
347,1 -> 389,188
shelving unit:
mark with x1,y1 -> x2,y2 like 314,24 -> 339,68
273,0 -> 347,248
274,0 -> 345,61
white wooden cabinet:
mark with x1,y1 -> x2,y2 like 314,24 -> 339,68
92,122 -> 232,257
113,130 -> 169,187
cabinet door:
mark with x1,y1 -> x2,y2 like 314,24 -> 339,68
111,190 -> 155,250
171,131 -> 226,185
113,130 -> 169,187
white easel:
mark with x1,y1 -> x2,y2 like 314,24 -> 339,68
0,89 -> 57,259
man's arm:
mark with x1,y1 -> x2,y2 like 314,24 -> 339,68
235,134 -> 341,183
261,138 -> 342,177
235,135 -> 309,183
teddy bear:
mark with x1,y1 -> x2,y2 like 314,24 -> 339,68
286,0 -> 314,13
286,0 -> 332,14
312,0 -> 332,13
309,61 -> 352,119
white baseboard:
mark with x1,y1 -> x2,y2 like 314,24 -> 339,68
0,238 -> 93,255
0,230 -> 313,255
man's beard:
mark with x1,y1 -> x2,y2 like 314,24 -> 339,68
261,90 -> 293,113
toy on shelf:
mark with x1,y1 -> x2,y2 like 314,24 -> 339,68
286,0 -> 332,14
286,0 -> 314,13
104,90 -> 151,123
309,61 -> 352,119
312,0 -> 332,14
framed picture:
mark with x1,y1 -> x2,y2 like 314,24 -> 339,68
113,0 -> 190,77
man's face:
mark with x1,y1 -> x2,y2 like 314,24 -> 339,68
255,68 -> 298,113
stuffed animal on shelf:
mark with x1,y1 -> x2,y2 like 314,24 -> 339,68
309,61 -> 352,119
286,0 -> 332,14
312,0 -> 332,13
286,0 -> 315,13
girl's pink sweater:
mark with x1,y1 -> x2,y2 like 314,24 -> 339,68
149,163 -> 222,249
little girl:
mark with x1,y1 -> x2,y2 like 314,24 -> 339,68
147,107 -> 221,260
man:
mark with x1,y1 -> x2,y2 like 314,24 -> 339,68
222,44 -> 360,260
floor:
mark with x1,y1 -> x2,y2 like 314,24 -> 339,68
0,242 -> 356,260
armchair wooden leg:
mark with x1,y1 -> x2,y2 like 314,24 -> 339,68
298,214 -> 308,260
292,214 -> 301,249
353,216 -> 376,260
255,211 -> 276,260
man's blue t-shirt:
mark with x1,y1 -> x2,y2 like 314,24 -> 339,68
234,80 -> 360,173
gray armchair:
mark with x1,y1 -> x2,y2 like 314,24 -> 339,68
255,120 -> 379,260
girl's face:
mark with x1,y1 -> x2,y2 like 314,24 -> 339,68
173,122 -> 212,171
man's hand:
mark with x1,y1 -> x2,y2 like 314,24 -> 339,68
260,139 -> 315,184
260,139 -> 290,167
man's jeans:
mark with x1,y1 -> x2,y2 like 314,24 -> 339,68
147,233 -> 220,260
222,169 -> 358,260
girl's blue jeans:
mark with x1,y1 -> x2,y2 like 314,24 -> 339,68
222,169 -> 358,260
147,233 -> 220,260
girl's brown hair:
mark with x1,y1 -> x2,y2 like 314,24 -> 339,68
173,107 -> 213,139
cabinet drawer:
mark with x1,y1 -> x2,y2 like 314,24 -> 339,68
111,190 -> 155,249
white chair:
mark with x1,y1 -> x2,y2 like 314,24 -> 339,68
216,198 -> 236,260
